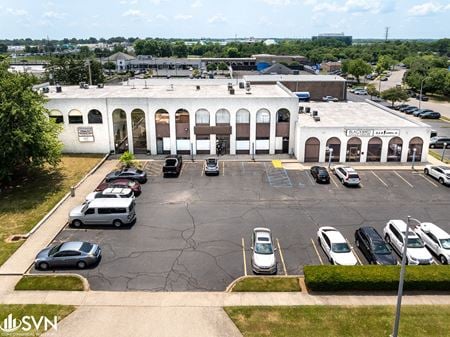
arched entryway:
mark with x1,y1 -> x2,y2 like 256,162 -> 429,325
276,108 -> 290,154
408,137 -> 424,162
176,108 -> 190,154
367,137 -> 382,162
346,137 -> 362,162
131,109 -> 147,154
304,137 -> 320,162
325,137 -> 341,162
112,109 -> 128,153
387,137 -> 403,162
256,109 -> 270,154
236,109 -> 250,154
216,109 -> 231,155
155,109 -> 170,154
195,109 -> 210,154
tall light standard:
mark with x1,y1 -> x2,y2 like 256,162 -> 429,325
391,216 -> 421,337
442,143 -> 448,162
419,77 -> 427,110
411,148 -> 417,170
327,147 -> 334,169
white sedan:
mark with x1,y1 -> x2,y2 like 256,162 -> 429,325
251,228 -> 277,274
322,96 -> 338,102
414,222 -> 450,265
317,226 -> 358,265
424,165 -> 450,185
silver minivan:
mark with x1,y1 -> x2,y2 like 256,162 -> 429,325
69,198 -> 136,228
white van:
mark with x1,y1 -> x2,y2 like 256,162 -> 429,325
69,198 -> 136,228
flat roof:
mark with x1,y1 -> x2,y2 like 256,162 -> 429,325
298,102 -> 429,128
243,74 -> 346,82
45,82 -> 293,99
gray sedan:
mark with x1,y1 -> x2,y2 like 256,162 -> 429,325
34,241 -> 101,270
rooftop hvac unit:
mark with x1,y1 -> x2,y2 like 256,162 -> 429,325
305,107 -> 311,114
245,81 -> 251,95
196,85 -> 200,90
42,87 -> 49,93
299,106 -> 304,113
97,83 -> 104,88
312,110 -> 318,117
228,82 -> 233,90
79,82 -> 85,88
239,82 -> 245,89
56,85 -> 62,93
229,88 -> 235,95
83,84 -> 89,89
313,116 -> 321,122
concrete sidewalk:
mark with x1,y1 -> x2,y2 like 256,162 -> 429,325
0,160 -> 118,275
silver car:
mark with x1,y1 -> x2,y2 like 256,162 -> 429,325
34,241 -> 101,270
251,228 -> 277,274
204,157 -> 219,175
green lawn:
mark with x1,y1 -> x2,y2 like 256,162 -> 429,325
0,154 -> 103,266
429,150 -> 450,164
225,305 -> 450,337
15,275 -> 85,291
232,277 -> 300,292
0,304 -> 75,336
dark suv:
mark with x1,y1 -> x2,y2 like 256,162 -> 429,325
310,166 -> 330,183
354,226 -> 397,265
105,167 -> 147,184
429,137 -> 450,149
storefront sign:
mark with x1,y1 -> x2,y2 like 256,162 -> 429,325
77,127 -> 94,142
345,129 -> 400,137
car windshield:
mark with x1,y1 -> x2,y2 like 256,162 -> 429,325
49,244 -> 63,256
255,243 -> 273,254
207,159 -> 217,166
372,243 -> 391,255
80,242 -> 93,253
440,239 -> 450,249
407,237 -> 424,248
331,243 -> 351,253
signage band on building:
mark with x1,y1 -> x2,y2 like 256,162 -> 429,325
345,129 -> 400,137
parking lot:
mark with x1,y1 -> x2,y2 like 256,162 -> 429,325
34,160 -> 450,291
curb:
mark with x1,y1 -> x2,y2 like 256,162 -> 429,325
14,273 -> 90,291
225,275 -> 304,293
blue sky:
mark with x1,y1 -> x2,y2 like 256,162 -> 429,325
0,0 -> 449,39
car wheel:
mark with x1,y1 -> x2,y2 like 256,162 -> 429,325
440,255 -> 448,265
38,262 -> 49,270
72,220 -> 82,228
77,261 -> 87,269
385,234 -> 391,244
424,168 -> 429,175
113,219 -> 122,228
439,177 -> 445,185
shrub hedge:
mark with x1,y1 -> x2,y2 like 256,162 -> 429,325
303,265 -> 450,291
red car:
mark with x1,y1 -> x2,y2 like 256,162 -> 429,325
95,179 -> 142,197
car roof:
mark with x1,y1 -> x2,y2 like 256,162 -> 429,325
103,187 -> 132,195
322,228 -> 346,243
389,220 -> 417,236
59,241 -> 84,252
359,226 -> 383,241
420,223 -> 450,239
87,198 -> 134,207
121,167 -> 139,173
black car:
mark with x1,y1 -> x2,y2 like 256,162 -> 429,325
354,227 -> 397,265
420,111 -> 441,119
399,105 -> 414,112
417,94 -> 429,101
105,167 -> 147,183
310,166 -> 330,183
403,107 -> 419,115
429,137 -> 450,149
394,104 -> 409,111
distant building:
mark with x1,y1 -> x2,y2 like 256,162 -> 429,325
312,33 -> 352,45
321,61 -> 342,73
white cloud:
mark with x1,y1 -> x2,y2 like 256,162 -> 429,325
191,0 -> 202,8
208,14 -> 227,24
120,0 -> 138,4
261,0 -> 291,5
6,8 -> 28,16
174,14 -> 193,20
43,11 -> 66,19
149,0 -> 167,4
122,9 -> 144,17
311,0 -> 393,14
407,2 -> 450,16
155,14 -> 168,21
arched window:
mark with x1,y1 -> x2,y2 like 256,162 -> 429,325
256,109 -> 270,123
408,137 -> 423,162
346,137 -> 362,162
175,109 -> 189,123
236,109 -> 250,123
367,137 -> 382,162
325,137 -> 341,162
387,137 -> 403,162
88,109 -> 103,124
68,109 -> 83,124
276,109 -> 290,123
305,137 -> 320,162
216,109 -> 230,124
49,110 -> 63,124
195,109 -> 210,124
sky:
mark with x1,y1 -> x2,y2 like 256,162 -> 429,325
0,0 -> 449,40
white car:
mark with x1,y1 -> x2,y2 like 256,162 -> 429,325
354,89 -> 368,95
424,165 -> 450,185
414,222 -> 450,265
383,220 -> 434,265
317,226 -> 358,265
322,95 -> 338,102
251,228 -> 277,274
85,187 -> 134,203
333,165 -> 360,186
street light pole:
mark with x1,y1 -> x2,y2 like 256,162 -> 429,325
328,147 -> 333,169
442,143 -> 447,162
419,77 -> 426,110
411,148 -> 417,170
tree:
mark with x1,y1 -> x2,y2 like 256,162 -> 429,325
172,41 -> 187,58
225,47 -> 240,58
0,44 -> 7,53
206,63 -> 217,72
366,83 -> 379,99
0,62 -> 62,183
46,56 -> 104,85
380,87 -> 409,106
347,59 -> 372,83
119,151 -> 135,168
103,61 -> 116,71
217,62 -> 228,71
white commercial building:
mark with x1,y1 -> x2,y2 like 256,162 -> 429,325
295,102 -> 431,163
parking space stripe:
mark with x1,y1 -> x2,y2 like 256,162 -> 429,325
276,238 -> 288,275
310,238 -> 323,265
349,241 -> 363,265
329,174 -> 340,188
222,161 -> 225,176
394,171 -> 414,188
371,171 -> 389,188
305,171 -> 315,185
241,238 -> 247,276
419,173 -> 438,187
201,162 -> 204,176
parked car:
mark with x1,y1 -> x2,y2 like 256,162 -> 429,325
380,77 -> 388,81
85,188 -> 134,203
333,165 -> 360,186
354,89 -> 368,95
412,109 -> 433,117
95,179 -> 142,196
424,165 -> 450,185
310,166 -> 330,183
317,226 -> 358,265
403,107 -> 419,115
34,241 -> 101,270
322,95 -> 338,102
429,137 -> 450,149
163,155 -> 183,177
420,111 -> 441,119
354,227 -> 397,265
383,220 -> 434,265
394,104 -> 409,111
417,94 -> 429,101
414,222 -> 450,264
69,198 -> 136,228
350,87 -> 364,93
204,157 -> 219,176
105,167 -> 147,184
399,105 -> 414,112
251,228 -> 277,274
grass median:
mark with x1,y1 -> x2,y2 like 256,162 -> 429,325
15,275 -> 85,291
0,154 -> 103,266
225,305 -> 450,337
231,277 -> 301,292
429,149 -> 450,164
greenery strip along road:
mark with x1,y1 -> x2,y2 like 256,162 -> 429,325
15,275 -> 85,291
231,277 -> 301,292
225,305 -> 450,337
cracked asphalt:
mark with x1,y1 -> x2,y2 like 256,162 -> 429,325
36,161 -> 450,291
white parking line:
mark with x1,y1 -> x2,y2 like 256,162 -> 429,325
222,161 -> 225,176
371,171 -> 389,188
305,171 -> 315,185
329,174 -> 340,188
276,238 -> 288,275
394,171 -> 414,188
419,173 -> 438,187
201,162 -> 204,176
310,238 -> 324,265
349,241 -> 363,265
241,237 -> 247,276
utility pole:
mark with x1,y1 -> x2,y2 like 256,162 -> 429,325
87,60 -> 92,86
385,27 -> 390,42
